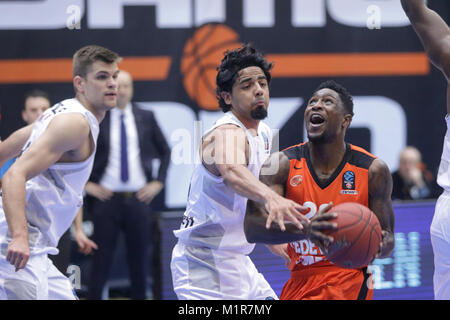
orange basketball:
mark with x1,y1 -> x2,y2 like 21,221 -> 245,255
324,202 -> 382,269
181,24 -> 241,110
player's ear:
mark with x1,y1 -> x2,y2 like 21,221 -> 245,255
21,110 -> 28,123
73,75 -> 85,94
220,91 -> 232,106
342,114 -> 352,130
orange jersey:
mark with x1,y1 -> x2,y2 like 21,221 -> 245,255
283,142 -> 376,272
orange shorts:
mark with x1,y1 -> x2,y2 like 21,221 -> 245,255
280,265 -> 373,300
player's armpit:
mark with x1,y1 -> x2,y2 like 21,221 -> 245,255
11,113 -> 91,181
368,158 -> 395,258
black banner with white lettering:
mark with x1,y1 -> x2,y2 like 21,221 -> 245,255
0,0 -> 449,209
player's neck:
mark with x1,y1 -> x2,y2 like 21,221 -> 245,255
308,140 -> 347,173
231,110 -> 260,134
76,94 -> 108,124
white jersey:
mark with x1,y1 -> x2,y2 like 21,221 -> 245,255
0,98 -> 99,255
431,115 -> 450,300
173,112 -> 272,254
437,115 -> 450,192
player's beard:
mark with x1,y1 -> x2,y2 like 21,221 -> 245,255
251,105 -> 268,120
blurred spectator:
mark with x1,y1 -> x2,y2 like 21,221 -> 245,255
21,89 -> 51,124
85,70 -> 171,300
392,146 -> 440,200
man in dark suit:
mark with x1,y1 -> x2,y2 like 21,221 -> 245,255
85,70 -> 170,300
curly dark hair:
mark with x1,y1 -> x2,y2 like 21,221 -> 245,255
216,44 -> 273,112
313,80 -> 354,116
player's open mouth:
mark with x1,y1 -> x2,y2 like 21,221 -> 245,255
310,113 -> 325,125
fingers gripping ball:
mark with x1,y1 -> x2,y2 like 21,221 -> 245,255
324,202 -> 382,269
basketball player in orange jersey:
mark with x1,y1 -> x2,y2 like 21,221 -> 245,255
401,0 -> 450,300
244,80 -> 395,300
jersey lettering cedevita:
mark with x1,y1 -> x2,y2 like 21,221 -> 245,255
283,142 -> 376,272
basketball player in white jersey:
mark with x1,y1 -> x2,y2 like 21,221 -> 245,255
0,45 -> 120,299
401,0 -> 450,300
170,44 -> 315,300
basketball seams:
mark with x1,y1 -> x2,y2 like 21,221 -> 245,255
183,24 -> 216,57
181,24 -> 242,110
196,66 -> 218,106
182,39 -> 241,77
327,203 -> 381,268
329,205 -> 370,265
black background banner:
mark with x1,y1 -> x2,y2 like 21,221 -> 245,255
0,0 -> 449,209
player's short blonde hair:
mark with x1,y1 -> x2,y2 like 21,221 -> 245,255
72,45 -> 120,78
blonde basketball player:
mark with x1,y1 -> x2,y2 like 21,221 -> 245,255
0,45 -> 120,300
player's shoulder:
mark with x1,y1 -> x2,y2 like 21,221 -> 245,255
45,110 -> 91,140
348,144 -> 376,170
282,141 -> 308,160
51,98 -> 82,110
368,157 -> 390,176
209,123 -> 245,136
349,144 -> 376,158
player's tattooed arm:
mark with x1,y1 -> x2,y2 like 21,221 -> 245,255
244,152 -> 336,244
368,158 -> 395,258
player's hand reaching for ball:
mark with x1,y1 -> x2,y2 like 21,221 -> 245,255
264,193 -> 311,231
6,237 -> 30,272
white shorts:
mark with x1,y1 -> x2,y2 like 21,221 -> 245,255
0,252 -> 76,300
430,191 -> 450,300
170,241 -> 277,300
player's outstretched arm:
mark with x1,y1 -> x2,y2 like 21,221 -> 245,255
0,124 -> 33,167
244,152 -> 337,244
368,158 -> 395,259
401,0 -> 450,80
203,125 -> 310,231
2,113 -> 91,271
